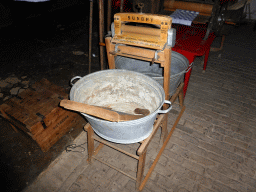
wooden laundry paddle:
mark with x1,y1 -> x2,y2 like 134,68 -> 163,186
59,99 -> 150,122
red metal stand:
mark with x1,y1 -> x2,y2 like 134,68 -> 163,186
172,25 -> 216,96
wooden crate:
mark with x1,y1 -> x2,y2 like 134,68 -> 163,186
0,78 -> 82,152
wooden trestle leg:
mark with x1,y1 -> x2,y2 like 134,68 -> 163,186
138,105 -> 186,191
87,125 -> 94,163
160,45 -> 171,143
136,150 -> 147,189
160,114 -> 168,143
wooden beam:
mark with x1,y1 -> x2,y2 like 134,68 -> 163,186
93,136 -> 139,160
99,0 -> 105,70
107,0 -> 112,32
88,0 -> 93,73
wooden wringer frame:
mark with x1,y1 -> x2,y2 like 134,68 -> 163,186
85,13 -> 186,191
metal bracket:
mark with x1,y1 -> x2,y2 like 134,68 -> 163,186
111,43 -> 126,55
36,112 -> 47,129
151,50 -> 161,65
151,43 -> 167,65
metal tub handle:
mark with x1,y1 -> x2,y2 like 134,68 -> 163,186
157,100 -> 172,114
70,76 -> 82,86
185,62 -> 194,73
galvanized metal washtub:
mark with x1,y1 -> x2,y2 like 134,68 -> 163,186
115,51 -> 190,96
70,69 -> 172,144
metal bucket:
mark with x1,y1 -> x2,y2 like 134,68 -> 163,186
70,69 -> 172,144
115,51 -> 190,96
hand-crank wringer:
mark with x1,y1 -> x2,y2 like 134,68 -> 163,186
111,13 -> 176,50
85,13 -> 186,191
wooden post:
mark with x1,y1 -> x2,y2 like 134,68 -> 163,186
163,46 -> 171,101
105,37 -> 116,69
99,0 -> 105,70
161,46 -> 171,142
107,0 -> 112,32
88,0 -> 93,73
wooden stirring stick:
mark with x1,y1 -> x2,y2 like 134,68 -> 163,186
60,99 -> 150,122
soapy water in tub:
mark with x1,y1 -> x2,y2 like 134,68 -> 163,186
75,74 -> 162,115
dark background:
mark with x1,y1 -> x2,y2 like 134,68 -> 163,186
0,1 -> 97,192
0,1 -> 135,191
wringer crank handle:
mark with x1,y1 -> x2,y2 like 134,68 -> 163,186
138,3 -> 144,13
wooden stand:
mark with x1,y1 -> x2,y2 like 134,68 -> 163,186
84,36 -> 185,191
